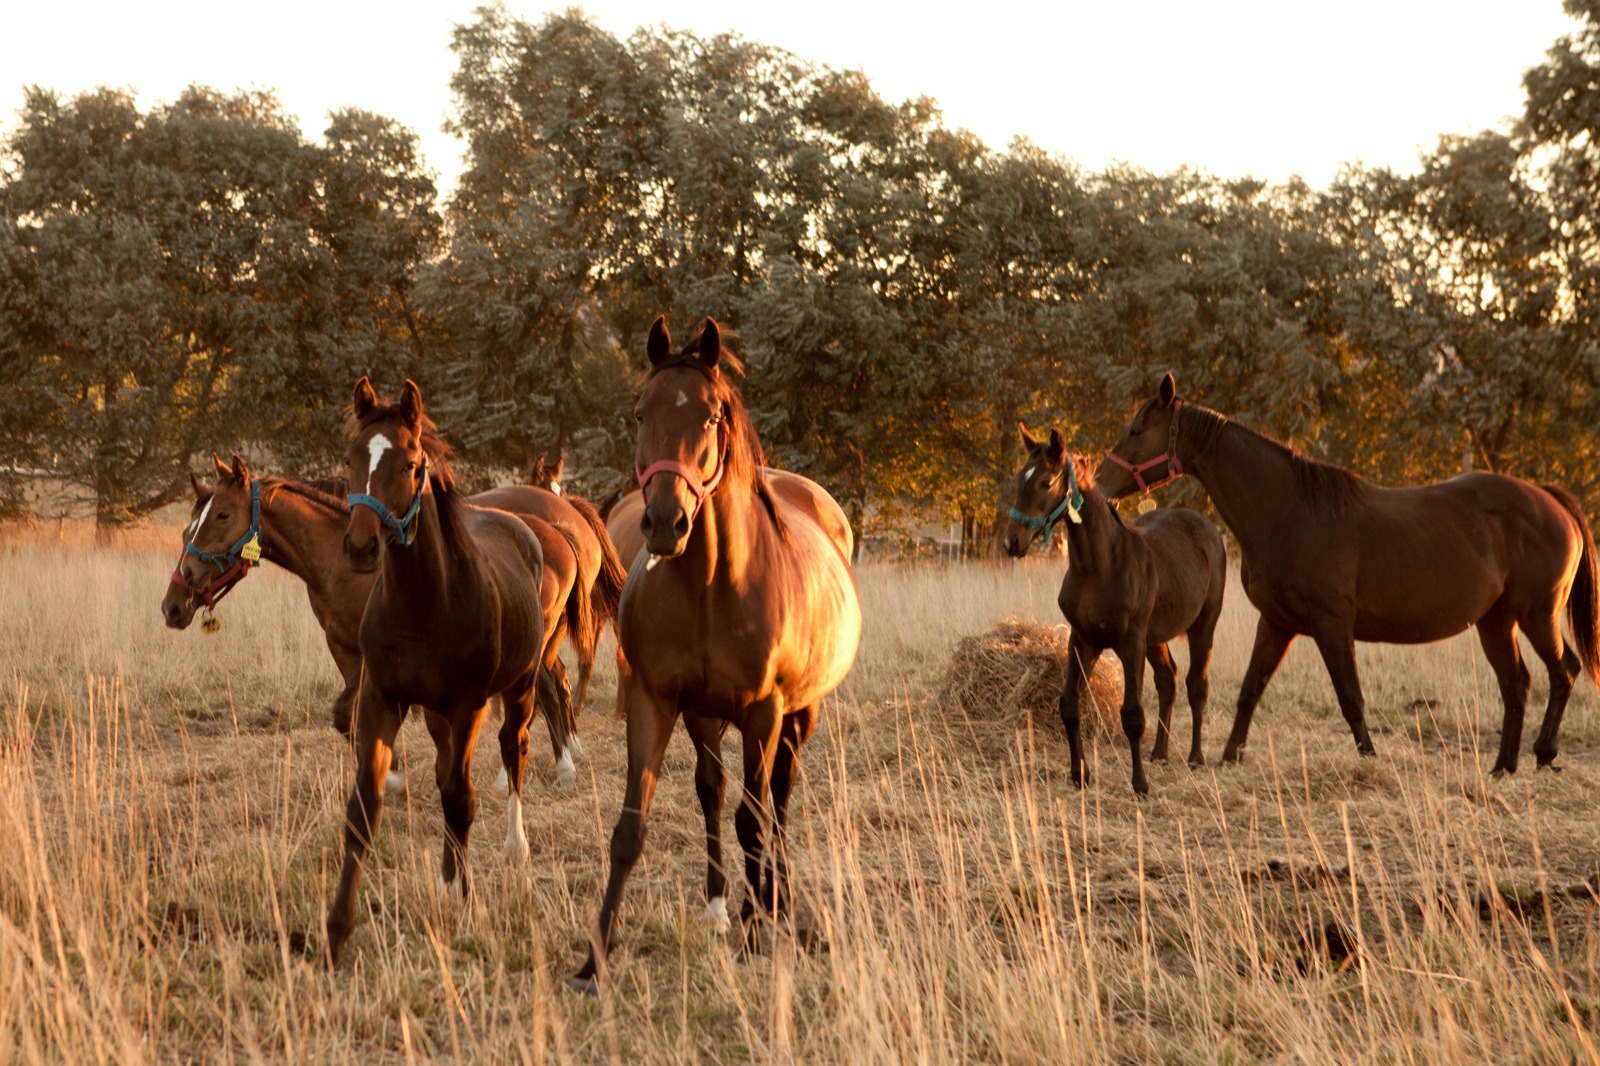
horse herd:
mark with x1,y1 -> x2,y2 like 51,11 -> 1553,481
160,318 -> 1600,992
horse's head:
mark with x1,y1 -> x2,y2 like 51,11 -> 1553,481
633,316 -> 737,559
342,376 -> 432,573
529,454 -> 564,496
162,454 -> 259,627
1003,424 -> 1088,557
1096,371 -> 1184,500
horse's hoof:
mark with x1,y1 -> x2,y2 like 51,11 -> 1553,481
702,896 -> 731,936
569,975 -> 600,998
384,770 -> 407,797
1536,761 -> 1562,773
1187,753 -> 1206,769
1490,765 -> 1513,779
1132,779 -> 1150,797
1220,749 -> 1243,765
1149,750 -> 1168,763
437,874 -> 467,905
1357,745 -> 1377,758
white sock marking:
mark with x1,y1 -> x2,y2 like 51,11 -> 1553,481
702,896 -> 731,934
569,735 -> 583,758
437,873 -> 466,905
504,794 -> 529,864
365,433 -> 393,493
384,769 -> 406,796
494,764 -> 509,793
557,745 -> 575,788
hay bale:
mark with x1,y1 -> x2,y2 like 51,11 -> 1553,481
938,618 -> 1123,738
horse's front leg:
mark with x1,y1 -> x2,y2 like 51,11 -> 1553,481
499,673 -> 538,864
434,703 -> 491,902
572,683 -> 679,994
1117,632 -> 1151,795
684,713 -> 731,933
324,681 -> 405,966
1222,616 -> 1297,763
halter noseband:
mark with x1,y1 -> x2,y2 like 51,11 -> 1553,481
347,454 -> 429,546
1009,458 -> 1084,551
1105,399 -> 1185,495
636,418 -> 730,523
174,480 -> 263,610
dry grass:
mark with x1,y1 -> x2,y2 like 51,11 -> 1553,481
3,530 -> 1600,1063
938,618 -> 1124,739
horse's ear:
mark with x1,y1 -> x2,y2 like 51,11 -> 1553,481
1158,372 -> 1177,407
550,455 -> 564,480
229,453 -> 249,483
647,316 -> 672,366
212,452 -> 230,481
698,318 -> 722,369
399,379 -> 423,429
189,471 -> 207,500
353,376 -> 378,420
1018,422 -> 1042,451
1047,428 -> 1065,462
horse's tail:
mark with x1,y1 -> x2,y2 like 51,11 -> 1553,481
568,494 -> 628,644
1543,483 -> 1600,686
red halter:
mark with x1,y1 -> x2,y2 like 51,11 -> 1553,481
1105,399 -> 1185,495
635,419 -> 730,522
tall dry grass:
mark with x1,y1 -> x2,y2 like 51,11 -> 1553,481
1,526 -> 1598,1062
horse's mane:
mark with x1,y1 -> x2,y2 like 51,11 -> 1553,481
266,476 -> 350,517
1178,401 -> 1365,515
645,327 -> 786,535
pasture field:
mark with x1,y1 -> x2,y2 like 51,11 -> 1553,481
2,524 -> 1600,1063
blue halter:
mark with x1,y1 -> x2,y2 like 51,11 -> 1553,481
1008,461 -> 1083,551
185,480 -> 263,572
347,455 -> 428,546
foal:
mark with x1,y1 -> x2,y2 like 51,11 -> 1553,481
325,379 -> 547,965
1004,425 -> 1226,794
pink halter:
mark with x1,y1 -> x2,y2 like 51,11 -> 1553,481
1105,400 -> 1185,495
636,419 -> 730,521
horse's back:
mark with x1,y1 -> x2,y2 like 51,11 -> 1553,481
764,469 -> 854,561
1132,507 -> 1227,636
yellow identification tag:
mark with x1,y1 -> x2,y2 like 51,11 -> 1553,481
1136,497 -> 1157,516
241,535 -> 262,562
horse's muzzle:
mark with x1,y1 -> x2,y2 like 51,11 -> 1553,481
640,496 -> 691,558
161,589 -> 197,629
343,533 -> 380,573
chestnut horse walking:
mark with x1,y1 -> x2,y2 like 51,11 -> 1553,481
325,379 -> 548,966
1097,373 -> 1600,774
1004,426 -> 1226,794
160,458 -> 600,788
573,318 -> 861,993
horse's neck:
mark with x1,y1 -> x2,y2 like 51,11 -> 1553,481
259,484 -> 348,597
1184,422 -> 1298,554
696,479 -> 766,584
378,490 -> 463,609
1064,485 -> 1116,574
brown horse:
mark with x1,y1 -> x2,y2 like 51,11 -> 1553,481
325,378 -> 549,966
573,318 -> 861,993
161,458 -> 587,788
1003,425 -> 1226,794
1097,372 -> 1600,774
605,471 -> 856,718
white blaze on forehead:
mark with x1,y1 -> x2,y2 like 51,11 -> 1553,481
676,389 -> 689,407
186,498 -> 214,547
365,433 -> 394,493
1023,465 -> 1036,483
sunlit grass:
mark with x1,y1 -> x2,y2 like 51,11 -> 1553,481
1,526 -> 1598,1062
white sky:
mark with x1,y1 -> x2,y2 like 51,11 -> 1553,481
2,1 -> 1578,193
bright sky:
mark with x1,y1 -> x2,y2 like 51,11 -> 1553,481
4,1 -> 1578,193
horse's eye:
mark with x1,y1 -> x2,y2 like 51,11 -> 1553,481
216,513 -> 229,522
405,460 -> 417,472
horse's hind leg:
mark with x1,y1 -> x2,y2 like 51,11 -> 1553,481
1223,617 -> 1297,763
499,675 -> 537,864
1059,633 -> 1102,788
736,696 -> 786,953
1476,611 -> 1531,774
435,704 -> 490,902
685,713 -> 731,933
324,684 -> 405,967
537,657 -> 577,788
766,703 -> 820,927
573,685 -> 678,994
1147,643 -> 1177,762
1521,610 -> 1576,770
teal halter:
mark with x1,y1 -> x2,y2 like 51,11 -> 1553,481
1008,460 -> 1083,551
347,455 -> 429,546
